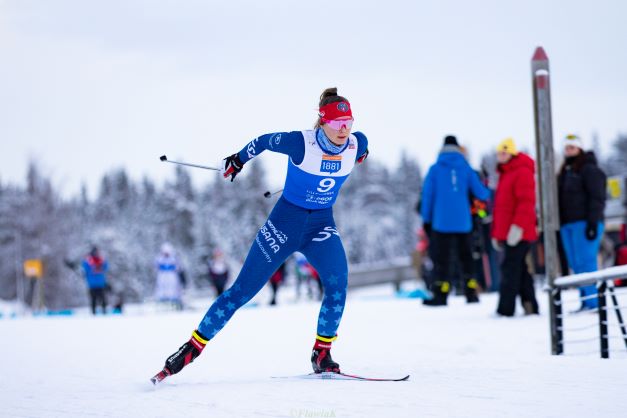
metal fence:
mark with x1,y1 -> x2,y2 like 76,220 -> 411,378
552,265 -> 627,358
348,257 -> 418,289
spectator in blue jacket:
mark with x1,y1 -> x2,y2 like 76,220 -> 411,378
81,246 -> 109,315
421,135 -> 491,306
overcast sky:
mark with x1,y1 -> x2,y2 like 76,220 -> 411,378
1,0 -> 626,198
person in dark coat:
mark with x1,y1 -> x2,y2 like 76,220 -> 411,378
81,246 -> 109,315
208,249 -> 229,297
558,134 -> 607,310
420,135 -> 491,306
269,262 -> 287,305
492,138 -> 539,317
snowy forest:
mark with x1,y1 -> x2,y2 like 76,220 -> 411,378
0,152 -> 422,310
1,133 -> 626,310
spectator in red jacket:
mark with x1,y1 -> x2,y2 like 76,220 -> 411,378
491,138 -> 539,316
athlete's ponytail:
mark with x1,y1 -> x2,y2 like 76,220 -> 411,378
315,87 -> 349,129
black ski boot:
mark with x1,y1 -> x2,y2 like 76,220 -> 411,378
465,278 -> 480,303
311,335 -> 340,373
423,281 -> 450,306
155,330 -> 208,382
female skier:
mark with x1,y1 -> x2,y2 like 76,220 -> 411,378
153,88 -> 369,382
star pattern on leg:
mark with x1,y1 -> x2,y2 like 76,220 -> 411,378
327,275 -> 339,286
215,308 -> 225,319
332,291 -> 342,301
333,304 -> 343,313
232,283 -> 242,292
334,318 -> 341,326
320,306 -> 329,315
210,329 -> 220,337
240,296 -> 249,305
318,317 -> 328,327
226,302 -> 236,311
202,316 -> 212,326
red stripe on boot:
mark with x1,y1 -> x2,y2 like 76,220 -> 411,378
184,352 -> 193,366
317,350 -> 327,367
190,338 -> 205,351
314,341 -> 332,350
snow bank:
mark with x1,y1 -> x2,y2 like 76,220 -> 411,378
1,290 -> 626,418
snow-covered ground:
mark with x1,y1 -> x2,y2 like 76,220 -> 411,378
1,286 -> 626,418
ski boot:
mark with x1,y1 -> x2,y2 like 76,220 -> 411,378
423,281 -> 450,306
151,330 -> 208,384
311,335 -> 340,373
465,278 -> 480,303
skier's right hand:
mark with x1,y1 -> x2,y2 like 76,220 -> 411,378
221,153 -> 244,182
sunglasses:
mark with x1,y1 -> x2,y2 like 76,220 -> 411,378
322,118 -> 354,131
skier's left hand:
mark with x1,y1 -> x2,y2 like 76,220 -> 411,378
221,153 -> 244,182
357,148 -> 369,164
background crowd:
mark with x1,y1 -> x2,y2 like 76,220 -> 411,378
1,133 -> 626,315
418,133 -> 614,316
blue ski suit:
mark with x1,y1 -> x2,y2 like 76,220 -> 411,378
197,129 -> 368,339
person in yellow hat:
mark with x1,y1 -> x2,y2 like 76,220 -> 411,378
496,138 -> 517,156
492,138 -> 539,316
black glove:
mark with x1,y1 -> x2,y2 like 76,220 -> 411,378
221,153 -> 244,182
423,223 -> 432,238
585,222 -> 598,241
357,148 -> 369,164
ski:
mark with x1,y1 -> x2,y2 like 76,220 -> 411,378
150,368 -> 171,385
152,370 -> 409,385
272,372 -> 410,382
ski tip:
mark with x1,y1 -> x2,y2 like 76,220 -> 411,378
273,372 -> 411,382
150,368 -> 170,385
344,373 -> 411,382
160,155 -> 167,162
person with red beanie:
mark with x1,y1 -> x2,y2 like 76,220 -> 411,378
151,87 -> 369,384
491,138 -> 539,316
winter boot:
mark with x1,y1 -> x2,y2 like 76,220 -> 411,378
522,300 -> 539,315
465,278 -> 480,303
311,335 -> 340,373
423,281 -> 450,306
162,330 -> 209,377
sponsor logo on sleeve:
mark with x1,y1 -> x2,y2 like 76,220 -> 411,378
247,138 -> 259,159
269,133 -> 282,149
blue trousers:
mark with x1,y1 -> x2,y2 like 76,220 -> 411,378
560,221 -> 604,309
198,197 -> 348,339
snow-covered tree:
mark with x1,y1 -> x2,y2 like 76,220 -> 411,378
604,133 -> 627,176
0,154 -> 425,308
